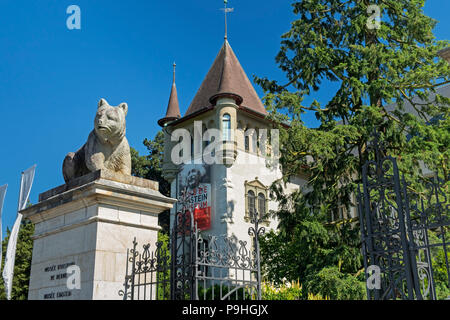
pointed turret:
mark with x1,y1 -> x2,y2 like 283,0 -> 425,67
184,40 -> 267,117
209,40 -> 243,106
158,63 -> 181,127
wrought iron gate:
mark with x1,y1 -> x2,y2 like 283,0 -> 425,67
120,206 -> 264,300
357,134 -> 449,300
118,237 -> 171,300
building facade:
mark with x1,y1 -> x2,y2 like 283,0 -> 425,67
158,39 -> 304,245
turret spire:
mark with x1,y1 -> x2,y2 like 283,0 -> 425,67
184,40 -> 267,116
158,63 -> 181,127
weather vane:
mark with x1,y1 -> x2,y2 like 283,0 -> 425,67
220,0 -> 234,40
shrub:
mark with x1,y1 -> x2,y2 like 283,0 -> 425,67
305,266 -> 366,300
262,280 -> 328,300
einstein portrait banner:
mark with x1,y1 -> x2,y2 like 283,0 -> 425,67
178,163 -> 211,231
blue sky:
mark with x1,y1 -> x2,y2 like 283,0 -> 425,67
1,0 -> 450,238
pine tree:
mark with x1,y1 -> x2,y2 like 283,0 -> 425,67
131,131 -> 171,233
256,0 -> 449,298
0,220 -> 34,300
131,131 -> 169,196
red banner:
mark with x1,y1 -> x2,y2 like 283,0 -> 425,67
194,206 -> 211,231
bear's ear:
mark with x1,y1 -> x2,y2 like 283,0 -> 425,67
119,103 -> 128,116
98,98 -> 108,109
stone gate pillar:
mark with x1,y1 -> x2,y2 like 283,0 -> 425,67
21,170 -> 176,300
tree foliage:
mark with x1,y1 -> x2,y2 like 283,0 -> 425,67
256,0 -> 449,299
156,231 -> 171,300
131,131 -> 169,196
305,266 -> 366,300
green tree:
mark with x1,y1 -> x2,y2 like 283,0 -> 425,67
156,231 -> 171,300
131,131 -> 169,196
256,0 -> 449,299
305,266 -> 366,300
0,219 -> 34,300
259,196 -> 364,299
131,131 -> 171,233
426,230 -> 450,300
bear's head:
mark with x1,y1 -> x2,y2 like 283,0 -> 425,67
94,98 -> 128,144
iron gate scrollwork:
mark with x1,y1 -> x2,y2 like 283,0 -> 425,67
357,133 -> 450,300
171,208 -> 197,300
120,195 -> 264,300
195,210 -> 265,300
119,237 -> 171,300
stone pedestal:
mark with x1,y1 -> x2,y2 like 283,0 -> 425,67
21,170 -> 176,300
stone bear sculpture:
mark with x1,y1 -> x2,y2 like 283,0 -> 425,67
63,98 -> 132,183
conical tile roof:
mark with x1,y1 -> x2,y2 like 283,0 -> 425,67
158,64 -> 181,127
184,40 -> 267,116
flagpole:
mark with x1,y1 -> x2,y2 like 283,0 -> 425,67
2,165 -> 36,300
0,184 -> 7,271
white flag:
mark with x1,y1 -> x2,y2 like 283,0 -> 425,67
0,184 -> 7,270
2,165 -> 36,300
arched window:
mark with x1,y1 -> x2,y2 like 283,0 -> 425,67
247,190 -> 256,217
222,114 -> 231,141
244,178 -> 269,225
258,193 -> 266,218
